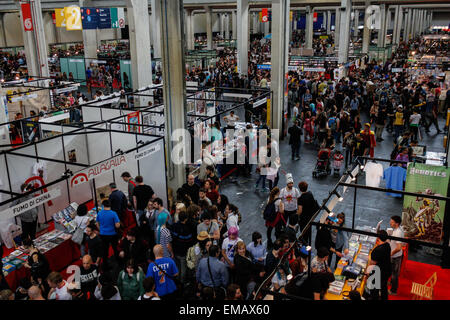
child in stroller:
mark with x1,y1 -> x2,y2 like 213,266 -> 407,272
313,144 -> 332,178
331,149 -> 344,176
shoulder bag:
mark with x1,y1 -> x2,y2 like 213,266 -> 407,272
71,220 -> 85,245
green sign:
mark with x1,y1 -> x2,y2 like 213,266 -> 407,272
110,7 -> 125,28
401,163 -> 450,245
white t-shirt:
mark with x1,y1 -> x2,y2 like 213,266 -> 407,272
390,227 -> 404,258
364,162 -> 384,188
409,113 -> 421,126
226,213 -> 239,231
280,187 -> 300,212
225,114 -> 239,127
222,237 -> 243,263
55,281 -> 72,300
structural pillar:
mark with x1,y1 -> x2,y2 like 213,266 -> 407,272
393,6 -> 401,45
224,13 -> 230,39
412,9 -> 417,38
362,0 -> 371,54
0,13 -> 7,48
205,6 -> 213,49
305,6 -> 313,49
327,10 -> 332,35
20,0 -> 49,77
232,10 -> 237,39
270,0 -> 290,131
354,9 -> 359,40
338,0 -> 352,64
237,0 -> 249,76
158,0 -> 186,193
151,0 -> 162,59
127,0 -> 153,93
335,7 -> 341,48
80,0 -> 98,63
185,9 -> 195,51
377,4 -> 387,48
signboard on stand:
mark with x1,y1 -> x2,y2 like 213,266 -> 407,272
401,163 -> 450,245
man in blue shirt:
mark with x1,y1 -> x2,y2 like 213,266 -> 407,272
96,200 -> 121,269
150,198 -> 173,231
146,244 -> 179,299
196,245 -> 229,298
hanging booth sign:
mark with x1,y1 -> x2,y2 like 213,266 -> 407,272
402,163 -> 450,245
313,12 -> 318,23
257,64 -> 271,70
64,6 -> 82,31
21,3 -> 34,32
303,67 -> 326,72
0,188 -> 62,221
80,7 -> 98,29
9,93 -> 38,103
261,8 -> 269,23
54,85 -> 79,94
127,111 -> 141,133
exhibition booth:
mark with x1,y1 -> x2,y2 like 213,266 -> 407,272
256,155 -> 450,301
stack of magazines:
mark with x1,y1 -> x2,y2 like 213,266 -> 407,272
328,275 -> 346,295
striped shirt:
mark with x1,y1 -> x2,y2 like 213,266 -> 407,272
156,227 -> 172,258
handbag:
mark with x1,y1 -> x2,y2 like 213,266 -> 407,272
71,220 -> 85,245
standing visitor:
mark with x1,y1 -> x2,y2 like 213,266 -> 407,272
280,174 -> 300,228
133,176 -> 155,223
96,200 -> 121,269
389,216 -> 404,296
146,245 -> 179,300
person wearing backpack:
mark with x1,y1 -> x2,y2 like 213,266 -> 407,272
117,259 -> 145,300
264,187 -> 285,248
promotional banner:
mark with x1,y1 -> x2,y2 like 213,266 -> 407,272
127,111 -> 140,133
21,3 -> 33,32
55,8 -> 66,28
64,6 -> 82,30
80,7 -> 98,29
402,163 -> 450,245
261,8 -> 268,23
313,12 -> 318,23
111,7 -> 125,28
97,8 -> 111,29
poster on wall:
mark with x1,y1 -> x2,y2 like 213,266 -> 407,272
68,149 -> 77,162
127,111 -> 140,133
401,163 -> 450,245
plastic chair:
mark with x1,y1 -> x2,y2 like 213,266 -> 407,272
411,272 -> 437,300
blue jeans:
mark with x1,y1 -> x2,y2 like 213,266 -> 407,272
394,125 -> 403,142
136,209 -> 145,226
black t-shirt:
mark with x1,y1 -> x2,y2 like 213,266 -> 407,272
353,139 -> 368,157
133,184 -> 154,211
315,226 -> 333,251
375,108 -> 387,125
370,242 -> 392,281
264,251 -> 280,274
182,183 -> 200,204
207,174 -> 220,188
80,265 -> 98,294
86,235 -> 103,263
297,192 -> 317,226
169,222 -> 196,256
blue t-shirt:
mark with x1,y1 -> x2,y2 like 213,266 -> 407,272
146,257 -> 178,297
383,166 -> 407,197
96,209 -> 120,236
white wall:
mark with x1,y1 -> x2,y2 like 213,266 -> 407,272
4,13 -> 23,47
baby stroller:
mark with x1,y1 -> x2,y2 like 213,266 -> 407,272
313,147 -> 331,178
331,149 -> 344,177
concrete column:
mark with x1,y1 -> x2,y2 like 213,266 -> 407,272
158,0 -> 186,193
225,13 -> 230,39
338,0 -> 352,64
219,13 -> 224,38
270,0 -> 290,131
393,6 -> 401,45
335,8 -> 341,48
185,9 -> 195,50
327,10 -> 332,35
305,6 -> 313,49
362,0 -> 371,54
151,0 -> 162,59
0,13 -> 7,47
237,0 -> 249,76
377,4 -> 387,48
205,6 -> 213,49
20,0 -> 49,77
232,10 -> 237,39
412,9 -> 417,38
354,9 -> 359,40
127,0 -> 152,93
252,12 -> 257,34
80,0 -> 98,62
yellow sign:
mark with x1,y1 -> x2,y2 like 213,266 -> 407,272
64,6 -> 82,30
267,98 -> 271,126
320,35 -> 329,40
290,11 -> 293,21
55,8 -> 66,28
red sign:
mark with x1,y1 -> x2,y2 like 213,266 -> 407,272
313,12 -> 318,23
52,12 -> 56,24
21,3 -> 34,32
261,8 -> 268,23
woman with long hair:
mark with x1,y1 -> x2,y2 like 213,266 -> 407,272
264,187 -> 284,248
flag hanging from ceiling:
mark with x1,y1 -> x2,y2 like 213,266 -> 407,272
261,8 -> 268,23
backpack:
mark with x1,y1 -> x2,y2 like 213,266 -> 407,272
328,117 -> 337,132
263,198 -> 280,222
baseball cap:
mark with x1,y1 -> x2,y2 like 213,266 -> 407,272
197,231 -> 209,241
